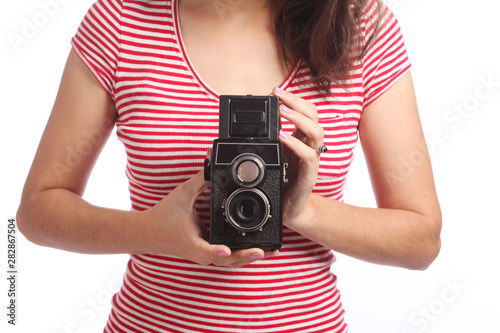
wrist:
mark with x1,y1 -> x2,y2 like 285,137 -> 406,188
283,194 -> 317,233
127,208 -> 156,255
283,194 -> 337,249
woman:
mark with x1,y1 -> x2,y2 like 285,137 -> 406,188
17,0 -> 442,332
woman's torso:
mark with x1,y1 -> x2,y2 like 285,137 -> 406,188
73,1 -> 378,331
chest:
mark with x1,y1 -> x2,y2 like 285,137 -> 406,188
177,4 -> 289,96
113,2 -> 365,201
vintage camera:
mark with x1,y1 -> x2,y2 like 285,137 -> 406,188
204,95 -> 286,250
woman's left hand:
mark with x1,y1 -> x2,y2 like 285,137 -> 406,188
272,87 -> 324,229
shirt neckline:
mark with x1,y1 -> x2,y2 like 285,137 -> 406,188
171,0 -> 300,101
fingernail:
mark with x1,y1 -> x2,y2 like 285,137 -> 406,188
279,130 -> 289,140
282,105 -> 292,114
249,253 -> 263,259
218,251 -> 230,257
275,86 -> 287,96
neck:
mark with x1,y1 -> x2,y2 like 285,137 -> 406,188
180,0 -> 271,21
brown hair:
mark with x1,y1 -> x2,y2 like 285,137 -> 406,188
271,0 -> 380,94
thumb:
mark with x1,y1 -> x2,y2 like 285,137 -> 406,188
181,169 -> 210,204
195,237 -> 232,260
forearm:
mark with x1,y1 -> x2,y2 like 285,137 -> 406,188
289,194 -> 441,270
17,188 -> 147,255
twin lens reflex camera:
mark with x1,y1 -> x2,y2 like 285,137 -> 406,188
204,95 -> 287,250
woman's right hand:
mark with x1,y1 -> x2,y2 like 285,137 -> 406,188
141,170 -> 278,268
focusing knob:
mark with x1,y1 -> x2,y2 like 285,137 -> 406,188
204,156 -> 211,181
283,162 -> 289,183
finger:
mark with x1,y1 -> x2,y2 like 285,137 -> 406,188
210,248 -> 269,268
193,236 -> 274,264
195,238 -> 233,264
233,248 -> 266,260
279,105 -> 324,146
279,130 -> 321,166
190,169 -> 211,195
212,249 -> 280,268
273,87 -> 318,122
178,169 -> 210,205
265,249 -> 280,258
221,250 -> 265,268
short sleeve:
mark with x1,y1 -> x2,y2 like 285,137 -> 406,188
361,0 -> 411,107
71,0 -> 123,97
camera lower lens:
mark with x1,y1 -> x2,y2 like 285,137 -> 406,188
235,197 -> 260,222
224,188 -> 270,232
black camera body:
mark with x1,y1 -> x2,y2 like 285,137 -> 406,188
205,95 -> 286,250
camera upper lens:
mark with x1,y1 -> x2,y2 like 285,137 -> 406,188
224,188 -> 270,232
237,161 -> 260,183
232,154 -> 265,187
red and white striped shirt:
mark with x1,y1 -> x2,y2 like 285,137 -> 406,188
72,1 -> 410,332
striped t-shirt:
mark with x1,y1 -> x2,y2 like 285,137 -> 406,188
71,0 -> 411,332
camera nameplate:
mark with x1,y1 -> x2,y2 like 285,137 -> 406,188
215,143 -> 281,166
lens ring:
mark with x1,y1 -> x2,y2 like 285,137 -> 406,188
224,188 -> 270,232
231,154 -> 265,188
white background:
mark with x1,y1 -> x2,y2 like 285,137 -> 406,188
1,0 -> 499,332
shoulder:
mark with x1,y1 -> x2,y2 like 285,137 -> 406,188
356,0 -> 411,106
358,0 -> 399,43
90,0 -> 172,13
86,0 -> 175,30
